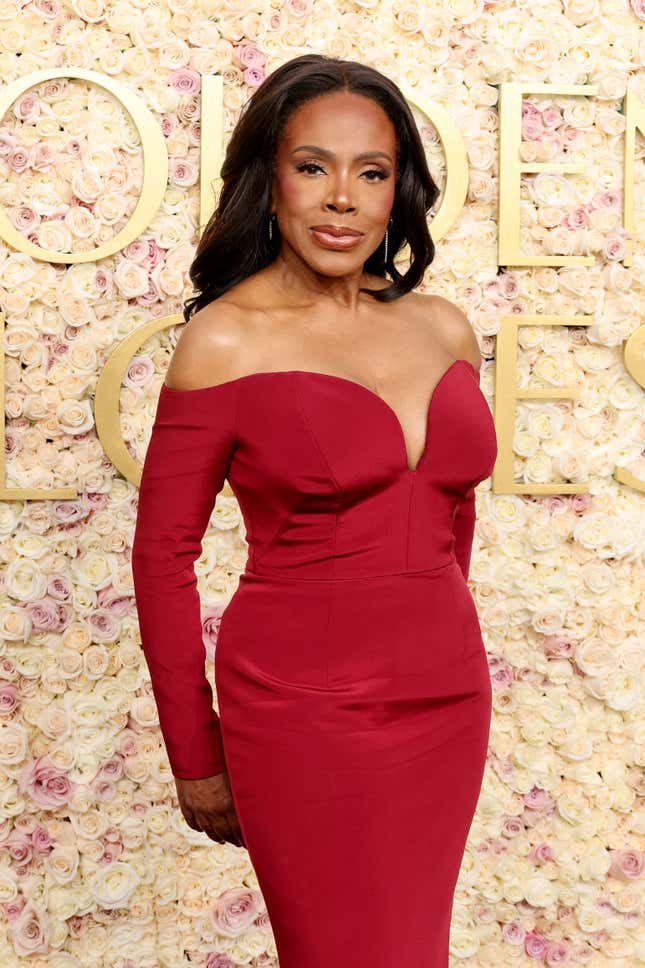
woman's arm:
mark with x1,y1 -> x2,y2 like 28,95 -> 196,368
453,485 -> 476,581
131,308 -> 243,780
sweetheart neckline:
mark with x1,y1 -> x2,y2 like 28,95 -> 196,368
160,357 -> 478,475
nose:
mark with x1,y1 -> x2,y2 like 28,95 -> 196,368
326,200 -> 356,214
324,172 -> 356,214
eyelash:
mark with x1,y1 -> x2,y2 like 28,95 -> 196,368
295,161 -> 388,181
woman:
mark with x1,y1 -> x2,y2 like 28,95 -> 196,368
132,54 -> 497,967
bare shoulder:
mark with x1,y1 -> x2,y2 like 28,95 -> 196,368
164,298 -> 252,391
414,293 -> 482,370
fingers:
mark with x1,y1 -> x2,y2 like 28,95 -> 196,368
192,810 -> 244,847
177,797 -> 245,847
225,808 -> 246,848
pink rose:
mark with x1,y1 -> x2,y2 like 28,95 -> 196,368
522,115 -> 545,140
117,729 -> 138,759
0,683 -> 20,714
207,954 -> 236,967
501,817 -> 523,838
561,206 -> 590,230
3,896 -> 26,921
87,608 -> 120,642
540,635 -> 575,658
47,573 -> 72,600
96,756 -> 125,782
18,756 -> 76,809
51,499 -> 88,525
14,92 -> 39,121
10,147 -> 29,173
523,787 -> 554,811
212,887 -> 265,937
6,832 -> 32,866
32,143 -> 57,172
86,492 -> 109,511
31,826 -> 53,852
8,901 -> 51,957
545,939 -> 570,964
602,235 -> 627,261
286,0 -> 314,12
491,664 -> 513,688
26,598 -> 63,631
529,842 -> 555,863
594,189 -> 620,211
169,68 -> 201,94
630,0 -> 645,18
571,493 -> 592,513
123,239 -> 150,263
202,604 -> 228,662
244,67 -> 266,88
542,106 -> 563,129
93,267 -> 114,296
525,930 -> 548,958
99,840 -> 124,864
502,921 -> 526,944
608,848 -> 644,880
125,356 -> 155,389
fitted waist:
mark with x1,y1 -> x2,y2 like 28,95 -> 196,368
216,555 -> 477,692
240,556 -> 460,583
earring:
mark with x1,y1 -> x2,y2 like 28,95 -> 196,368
384,216 -> 393,263
268,213 -> 276,241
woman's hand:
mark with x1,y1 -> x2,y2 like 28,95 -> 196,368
175,771 -> 246,848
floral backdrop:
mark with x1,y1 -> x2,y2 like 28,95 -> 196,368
0,0 -> 644,966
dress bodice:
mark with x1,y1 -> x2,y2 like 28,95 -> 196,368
152,359 -> 497,580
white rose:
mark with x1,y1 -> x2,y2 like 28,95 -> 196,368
88,861 -> 140,909
62,625 -> 92,651
114,259 -> 148,298
523,874 -> 559,908
5,556 -> 47,601
37,703 -> 71,741
0,722 -> 28,765
575,634 -> 619,676
71,550 -> 112,590
155,264 -> 184,296
44,846 -> 80,886
560,728 -> 594,760
65,692 -> 108,729
576,901 -> 605,932
606,672 -> 640,711
55,397 -> 94,435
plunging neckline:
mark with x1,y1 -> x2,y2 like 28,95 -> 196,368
161,357 -> 476,476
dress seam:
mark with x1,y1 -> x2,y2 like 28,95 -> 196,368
232,379 -> 258,571
404,473 -> 415,571
241,559 -> 458,582
291,373 -> 343,495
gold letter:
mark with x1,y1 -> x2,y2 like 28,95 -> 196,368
494,315 -> 594,494
498,83 -> 597,267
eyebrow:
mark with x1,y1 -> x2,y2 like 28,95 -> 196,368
292,144 -> 392,163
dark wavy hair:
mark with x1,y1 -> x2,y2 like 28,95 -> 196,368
183,54 -> 441,321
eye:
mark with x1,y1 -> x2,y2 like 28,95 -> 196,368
295,162 -> 388,181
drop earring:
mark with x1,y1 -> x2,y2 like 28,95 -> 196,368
268,213 -> 276,241
384,216 -> 393,263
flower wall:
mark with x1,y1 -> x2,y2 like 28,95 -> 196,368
0,1 -> 644,966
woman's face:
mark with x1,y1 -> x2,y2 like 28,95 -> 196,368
271,91 -> 398,278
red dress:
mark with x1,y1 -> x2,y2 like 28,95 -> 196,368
132,359 -> 497,967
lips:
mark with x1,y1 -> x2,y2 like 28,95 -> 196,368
310,225 -> 363,237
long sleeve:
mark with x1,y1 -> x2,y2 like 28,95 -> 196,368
131,380 -> 239,779
453,485 -> 476,581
